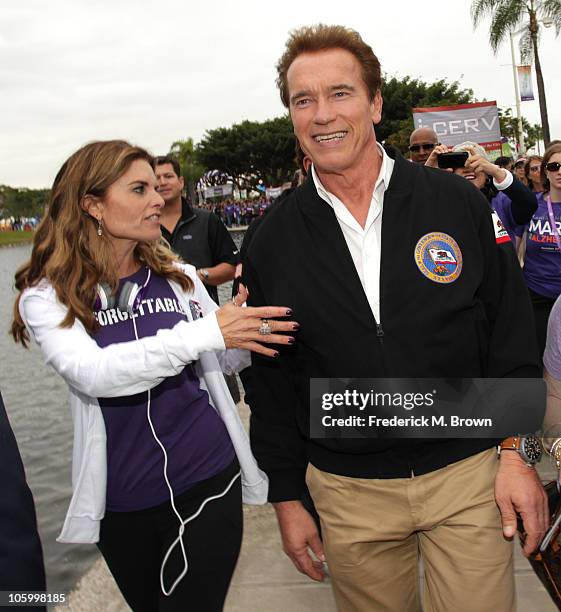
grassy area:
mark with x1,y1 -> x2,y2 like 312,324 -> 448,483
0,231 -> 34,247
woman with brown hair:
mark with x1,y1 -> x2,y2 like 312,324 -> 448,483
525,155 -> 546,193
11,140 -> 296,612
516,143 -> 561,359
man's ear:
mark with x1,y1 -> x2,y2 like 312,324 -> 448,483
81,194 -> 103,220
370,90 -> 383,125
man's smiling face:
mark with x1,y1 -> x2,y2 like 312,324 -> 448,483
287,47 -> 382,175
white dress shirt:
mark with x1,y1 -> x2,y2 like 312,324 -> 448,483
311,143 -> 395,323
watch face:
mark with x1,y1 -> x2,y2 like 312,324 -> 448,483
521,436 -> 542,463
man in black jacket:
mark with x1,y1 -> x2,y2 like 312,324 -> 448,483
153,156 -> 239,305
0,392 -> 46,611
244,24 -> 548,611
154,156 -> 241,401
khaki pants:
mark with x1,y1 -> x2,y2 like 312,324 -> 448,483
306,449 -> 514,612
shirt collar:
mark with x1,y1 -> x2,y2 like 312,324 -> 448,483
311,142 -> 394,206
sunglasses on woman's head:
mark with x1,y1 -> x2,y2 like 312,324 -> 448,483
546,162 -> 561,172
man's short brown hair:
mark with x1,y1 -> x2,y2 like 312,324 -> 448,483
276,24 -> 381,108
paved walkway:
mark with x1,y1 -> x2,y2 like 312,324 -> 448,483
56,400 -> 557,611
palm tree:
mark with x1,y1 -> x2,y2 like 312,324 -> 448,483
471,0 -> 561,147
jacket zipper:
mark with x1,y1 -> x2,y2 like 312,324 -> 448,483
376,322 -> 384,344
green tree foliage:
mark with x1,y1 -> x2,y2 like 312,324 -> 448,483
0,185 -> 49,218
168,138 -> 205,202
471,0 -> 561,146
193,78 -> 475,182
498,106 -> 543,150
379,76 -> 475,152
196,116 -> 297,189
527,122 -> 545,150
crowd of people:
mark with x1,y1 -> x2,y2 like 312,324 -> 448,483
7,22 -> 561,612
198,197 -> 273,227
411,124 -> 561,362
0,216 -> 40,231
497,146 -> 561,358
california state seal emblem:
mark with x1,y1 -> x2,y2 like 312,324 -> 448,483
414,232 -> 463,284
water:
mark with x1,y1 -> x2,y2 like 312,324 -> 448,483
0,244 -> 99,597
0,231 -> 245,598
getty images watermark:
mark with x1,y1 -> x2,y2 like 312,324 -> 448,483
309,379 -> 545,439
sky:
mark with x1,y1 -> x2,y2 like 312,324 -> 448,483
1,0 -> 560,188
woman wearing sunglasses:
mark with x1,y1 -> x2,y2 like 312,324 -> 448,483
517,143 -> 561,360
525,155 -> 546,193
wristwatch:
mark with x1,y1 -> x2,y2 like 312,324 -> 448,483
498,435 -> 543,466
198,268 -> 209,281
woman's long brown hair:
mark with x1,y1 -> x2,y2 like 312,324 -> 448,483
542,143 -> 561,194
12,140 -> 192,347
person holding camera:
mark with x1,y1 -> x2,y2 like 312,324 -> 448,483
425,141 -> 537,244
432,143 -> 561,361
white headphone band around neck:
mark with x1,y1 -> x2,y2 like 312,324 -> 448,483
96,264 -> 240,596
96,268 -> 152,313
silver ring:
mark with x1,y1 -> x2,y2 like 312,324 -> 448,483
259,319 -> 272,335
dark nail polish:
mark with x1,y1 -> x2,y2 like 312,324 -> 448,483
273,352 -> 280,358
286,309 -> 293,316
288,337 -> 295,344
292,323 -> 300,330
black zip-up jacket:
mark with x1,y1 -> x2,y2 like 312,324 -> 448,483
0,393 -> 46,597
161,199 -> 240,304
244,146 -> 542,503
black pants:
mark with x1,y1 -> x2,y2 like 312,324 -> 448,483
98,461 -> 242,612
529,288 -> 557,365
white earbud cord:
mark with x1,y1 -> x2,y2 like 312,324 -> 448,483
131,312 -> 241,596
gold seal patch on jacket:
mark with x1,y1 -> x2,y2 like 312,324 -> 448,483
414,232 -> 463,284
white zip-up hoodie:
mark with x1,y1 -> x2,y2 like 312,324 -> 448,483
19,263 -> 268,544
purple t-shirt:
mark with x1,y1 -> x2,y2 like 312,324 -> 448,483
520,193 -> 561,299
93,267 -> 234,512
492,192 -> 521,243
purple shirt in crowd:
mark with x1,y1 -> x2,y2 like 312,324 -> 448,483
93,267 -> 234,512
492,192 -> 520,244
519,193 -> 561,299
